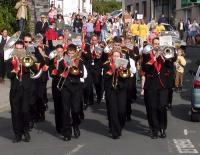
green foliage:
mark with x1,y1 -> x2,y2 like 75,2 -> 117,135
0,0 -> 31,35
93,0 -> 122,14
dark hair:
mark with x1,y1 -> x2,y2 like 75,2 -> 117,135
23,33 -> 32,40
56,44 -> 64,49
1,28 -> 7,32
58,34 -> 64,38
152,37 -> 159,44
113,36 -> 122,43
68,44 -> 77,51
15,40 -> 24,46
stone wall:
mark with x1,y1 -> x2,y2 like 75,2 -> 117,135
29,0 -> 49,34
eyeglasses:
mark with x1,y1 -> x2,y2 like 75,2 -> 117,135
24,41 -> 32,43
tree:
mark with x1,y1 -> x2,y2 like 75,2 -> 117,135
0,0 -> 30,35
92,0 -> 122,14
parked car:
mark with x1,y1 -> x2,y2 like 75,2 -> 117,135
189,61 -> 200,122
160,23 -> 187,47
108,9 -> 122,22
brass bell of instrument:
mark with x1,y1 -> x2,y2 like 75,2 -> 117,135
119,69 -> 130,78
70,66 -> 80,76
21,56 -> 34,68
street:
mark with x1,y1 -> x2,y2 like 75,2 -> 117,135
0,46 -> 200,155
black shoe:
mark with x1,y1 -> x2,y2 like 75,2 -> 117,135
29,121 -> 34,130
179,87 -> 182,92
151,131 -> 158,139
80,112 -> 85,120
159,129 -> 166,138
23,132 -> 31,142
112,135 -> 120,139
168,103 -> 172,110
12,135 -> 22,143
96,99 -> 101,104
73,127 -> 80,138
63,135 -> 71,141
126,116 -> 132,122
83,104 -> 88,110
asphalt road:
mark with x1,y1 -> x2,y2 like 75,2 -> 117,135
0,47 -> 200,155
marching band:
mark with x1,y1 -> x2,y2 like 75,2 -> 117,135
4,29 -> 178,142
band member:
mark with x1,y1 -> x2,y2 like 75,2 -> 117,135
49,45 -> 64,134
23,33 -> 45,128
7,40 -> 40,143
114,36 -> 137,121
103,47 -> 129,139
84,35 -> 106,105
34,34 -> 50,121
58,44 -> 87,141
143,38 -> 171,139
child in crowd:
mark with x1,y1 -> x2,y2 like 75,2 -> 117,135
174,48 -> 187,92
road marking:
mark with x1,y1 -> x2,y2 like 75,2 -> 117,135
65,144 -> 84,155
173,139 -> 198,154
184,129 -> 188,136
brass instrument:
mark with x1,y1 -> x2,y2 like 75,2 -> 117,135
112,70 -> 118,89
4,31 -> 21,60
142,44 -> 175,59
12,48 -> 42,80
118,68 -> 130,78
69,51 -> 82,76
57,51 -> 82,90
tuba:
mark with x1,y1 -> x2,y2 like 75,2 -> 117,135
4,31 -> 21,61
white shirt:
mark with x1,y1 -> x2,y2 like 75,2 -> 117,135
129,58 -> 137,77
80,65 -> 88,83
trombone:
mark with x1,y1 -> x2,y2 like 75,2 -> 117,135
57,51 -> 82,91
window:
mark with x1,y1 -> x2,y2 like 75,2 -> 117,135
142,1 -> 147,18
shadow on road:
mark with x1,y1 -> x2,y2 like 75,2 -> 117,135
170,104 -> 191,122
0,117 -> 13,140
34,120 -> 60,139
81,118 -> 109,137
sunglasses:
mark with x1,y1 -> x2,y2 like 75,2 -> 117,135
24,41 -> 32,43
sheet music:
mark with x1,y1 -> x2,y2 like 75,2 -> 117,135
115,58 -> 129,68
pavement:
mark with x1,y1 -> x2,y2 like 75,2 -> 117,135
0,47 -> 200,155
0,80 -> 10,112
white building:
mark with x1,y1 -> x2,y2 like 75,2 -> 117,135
50,0 -> 92,16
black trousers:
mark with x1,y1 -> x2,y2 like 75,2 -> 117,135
144,89 -> 168,132
168,88 -> 173,105
0,55 -> 5,78
35,81 -> 48,119
61,83 -> 82,137
52,78 -> 62,133
10,87 -> 32,136
126,76 -> 137,118
89,73 -> 103,104
105,87 -> 127,137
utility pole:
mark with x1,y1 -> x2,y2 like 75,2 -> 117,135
122,0 -> 125,14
